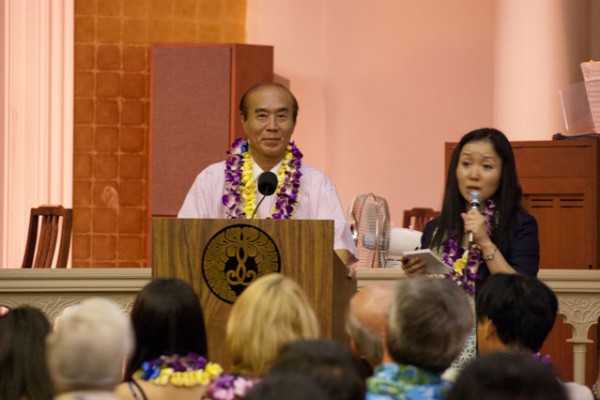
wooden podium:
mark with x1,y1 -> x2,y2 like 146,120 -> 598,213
151,218 -> 355,369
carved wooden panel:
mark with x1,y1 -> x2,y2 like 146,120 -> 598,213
523,194 -> 592,269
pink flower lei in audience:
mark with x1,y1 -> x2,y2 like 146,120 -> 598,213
222,138 -> 303,219
204,374 -> 260,400
134,353 -> 223,387
534,352 -> 551,364
440,199 -> 496,295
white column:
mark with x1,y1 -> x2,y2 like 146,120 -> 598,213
570,343 -> 590,384
493,0 -> 591,140
0,0 -> 73,268
559,292 -> 600,384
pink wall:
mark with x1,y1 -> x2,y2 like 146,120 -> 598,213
247,0 -> 495,225
493,0 -> 593,139
0,0 -> 5,261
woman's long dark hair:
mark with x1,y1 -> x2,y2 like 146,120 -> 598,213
430,128 -> 523,254
124,278 -> 208,380
0,306 -> 54,400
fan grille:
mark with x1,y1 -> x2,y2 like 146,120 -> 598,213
348,193 -> 390,268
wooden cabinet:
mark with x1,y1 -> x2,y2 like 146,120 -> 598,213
515,140 -> 599,269
513,140 -> 600,384
446,139 -> 600,269
150,44 -> 274,216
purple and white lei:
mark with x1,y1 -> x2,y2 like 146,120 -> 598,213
222,138 -> 302,219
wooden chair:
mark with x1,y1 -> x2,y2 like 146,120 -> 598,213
21,205 -> 73,268
402,208 -> 440,232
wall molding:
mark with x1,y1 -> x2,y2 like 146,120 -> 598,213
0,268 -> 150,321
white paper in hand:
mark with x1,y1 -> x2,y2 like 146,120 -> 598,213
403,249 -> 452,275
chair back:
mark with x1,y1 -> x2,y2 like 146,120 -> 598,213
402,207 -> 440,232
21,205 -> 73,268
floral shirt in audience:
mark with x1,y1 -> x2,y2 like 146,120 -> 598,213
366,363 -> 452,400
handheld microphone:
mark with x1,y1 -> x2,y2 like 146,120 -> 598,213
250,171 -> 278,219
467,190 -> 483,250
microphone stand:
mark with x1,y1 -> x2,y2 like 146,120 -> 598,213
250,196 -> 268,220
249,171 -> 278,220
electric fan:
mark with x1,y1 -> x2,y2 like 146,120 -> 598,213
348,193 -> 391,268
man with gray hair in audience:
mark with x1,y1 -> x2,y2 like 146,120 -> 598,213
46,297 -> 134,400
367,277 -> 473,400
345,283 -> 395,373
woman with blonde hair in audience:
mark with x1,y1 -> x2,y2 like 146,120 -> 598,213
0,306 -> 54,400
203,273 -> 320,400
115,278 -> 222,400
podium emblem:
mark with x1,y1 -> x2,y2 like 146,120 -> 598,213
202,224 -> 281,303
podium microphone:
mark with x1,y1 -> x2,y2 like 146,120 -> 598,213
467,190 -> 483,250
250,171 -> 278,219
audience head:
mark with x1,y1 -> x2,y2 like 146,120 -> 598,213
47,297 -> 133,393
345,283 -> 394,367
227,273 -> 320,376
246,373 -> 329,400
0,306 -> 54,400
269,339 -> 366,400
476,273 -> 557,354
124,278 -> 208,380
386,277 -> 473,373
447,352 -> 567,400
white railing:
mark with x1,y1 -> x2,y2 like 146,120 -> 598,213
0,268 -> 598,384
0,268 -> 150,321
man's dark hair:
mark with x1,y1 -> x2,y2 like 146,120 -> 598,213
239,82 -> 299,122
476,273 -> 557,352
246,373 -> 329,400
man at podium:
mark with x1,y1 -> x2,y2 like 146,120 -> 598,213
178,83 -> 357,267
